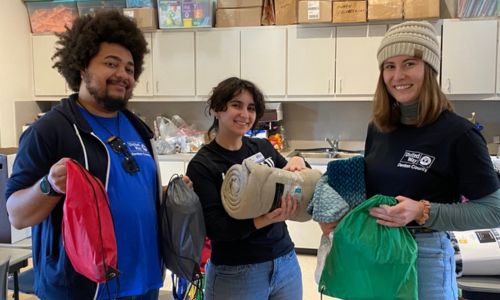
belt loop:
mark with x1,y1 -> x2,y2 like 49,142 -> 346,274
408,227 -> 436,236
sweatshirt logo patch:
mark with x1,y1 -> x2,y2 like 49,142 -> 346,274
127,141 -> 151,157
397,150 -> 435,173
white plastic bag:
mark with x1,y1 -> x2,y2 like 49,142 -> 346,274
315,232 -> 333,284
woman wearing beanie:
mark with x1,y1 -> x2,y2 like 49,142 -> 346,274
364,21 -> 500,298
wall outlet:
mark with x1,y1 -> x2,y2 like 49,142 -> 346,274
493,136 -> 500,144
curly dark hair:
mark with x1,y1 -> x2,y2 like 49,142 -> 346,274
206,77 -> 266,138
52,10 -> 148,92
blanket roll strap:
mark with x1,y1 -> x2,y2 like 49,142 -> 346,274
221,159 -> 321,222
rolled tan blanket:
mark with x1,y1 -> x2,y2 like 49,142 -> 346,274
221,158 -> 322,222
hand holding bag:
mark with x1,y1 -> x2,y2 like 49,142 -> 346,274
319,195 -> 418,300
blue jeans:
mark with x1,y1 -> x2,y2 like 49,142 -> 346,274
415,231 -> 458,300
205,250 -> 302,300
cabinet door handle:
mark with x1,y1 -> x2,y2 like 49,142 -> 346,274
447,78 -> 451,94
156,81 -> 159,93
339,79 -> 343,94
146,81 -> 149,94
328,79 -> 331,94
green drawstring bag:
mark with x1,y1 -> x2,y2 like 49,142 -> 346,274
319,195 -> 418,300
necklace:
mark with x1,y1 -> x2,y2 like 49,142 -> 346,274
77,100 -> 120,142
92,113 -> 120,142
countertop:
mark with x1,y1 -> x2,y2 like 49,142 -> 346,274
157,141 -> 499,168
157,140 -> 366,165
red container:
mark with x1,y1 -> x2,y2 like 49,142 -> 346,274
27,1 -> 79,33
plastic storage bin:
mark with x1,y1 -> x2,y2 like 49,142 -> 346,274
158,0 -> 212,28
457,0 -> 497,18
158,0 -> 183,27
126,0 -> 156,7
77,0 -> 126,15
26,0 -> 78,33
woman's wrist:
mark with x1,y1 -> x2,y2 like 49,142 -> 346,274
416,200 -> 431,225
294,155 -> 305,162
253,216 -> 269,229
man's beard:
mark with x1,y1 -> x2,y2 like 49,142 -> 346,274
84,73 -> 132,112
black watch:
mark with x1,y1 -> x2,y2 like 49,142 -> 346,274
40,175 -> 61,196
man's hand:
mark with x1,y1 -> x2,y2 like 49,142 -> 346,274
48,158 -> 69,194
181,175 -> 193,189
7,157 -> 69,229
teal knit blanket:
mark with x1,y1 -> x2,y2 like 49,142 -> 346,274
325,155 -> 366,208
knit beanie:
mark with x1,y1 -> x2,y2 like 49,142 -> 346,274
377,21 -> 440,73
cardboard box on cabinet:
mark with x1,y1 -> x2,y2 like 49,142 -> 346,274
404,0 -> 439,19
367,0 -> 402,20
216,7 -> 262,27
275,0 -> 297,25
298,0 -> 333,23
332,1 -> 366,23
217,0 -> 263,8
123,7 -> 158,29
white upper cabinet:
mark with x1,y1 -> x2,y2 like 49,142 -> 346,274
32,35 -> 68,96
335,25 -> 387,95
441,19 -> 497,95
30,21 -> 500,100
241,27 -> 286,96
287,27 -> 335,95
153,31 -> 195,96
133,33 -> 154,97
196,29 -> 240,96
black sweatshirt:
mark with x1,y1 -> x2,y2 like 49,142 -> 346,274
186,137 -> 294,266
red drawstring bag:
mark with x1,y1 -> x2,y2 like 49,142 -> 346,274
62,159 -> 119,283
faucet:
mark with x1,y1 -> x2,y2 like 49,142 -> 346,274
325,137 -> 339,154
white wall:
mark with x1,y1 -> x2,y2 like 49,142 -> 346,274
0,1 -> 32,147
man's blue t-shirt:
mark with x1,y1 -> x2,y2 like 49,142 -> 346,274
80,108 -> 162,298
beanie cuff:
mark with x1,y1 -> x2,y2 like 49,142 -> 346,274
378,42 -> 440,73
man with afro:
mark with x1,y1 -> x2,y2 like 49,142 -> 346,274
6,10 -> 169,300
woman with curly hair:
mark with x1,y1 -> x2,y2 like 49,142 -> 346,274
186,77 -> 306,300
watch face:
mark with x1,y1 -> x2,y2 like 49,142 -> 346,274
41,176 -> 61,196
40,176 -> 53,195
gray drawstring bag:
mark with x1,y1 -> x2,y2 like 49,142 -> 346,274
159,174 -> 206,283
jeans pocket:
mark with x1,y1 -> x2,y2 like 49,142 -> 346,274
416,234 -> 446,259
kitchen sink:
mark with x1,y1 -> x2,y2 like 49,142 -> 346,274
287,149 -> 361,160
